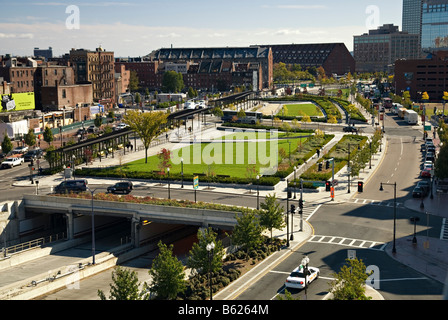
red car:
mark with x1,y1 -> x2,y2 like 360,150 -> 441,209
420,168 -> 432,178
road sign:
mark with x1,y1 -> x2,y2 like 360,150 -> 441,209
424,125 -> 431,131
312,182 -> 325,187
193,176 -> 199,190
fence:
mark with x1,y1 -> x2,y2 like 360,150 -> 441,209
2,232 -> 65,257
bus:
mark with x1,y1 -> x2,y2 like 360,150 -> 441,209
221,110 -> 263,124
397,108 -> 407,119
383,97 -> 392,109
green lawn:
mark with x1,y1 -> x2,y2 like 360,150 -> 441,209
283,103 -> 323,117
122,131 -> 310,178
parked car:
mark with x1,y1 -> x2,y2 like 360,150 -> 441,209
343,126 -> 358,133
107,181 -> 133,194
54,179 -> 88,194
12,146 -> 28,155
1,157 -> 24,169
423,161 -> 433,170
24,148 -> 43,162
420,168 -> 432,178
115,123 -> 128,130
417,181 -> 430,195
285,265 -> 320,290
425,152 -> 435,163
87,125 -> 97,133
412,186 -> 426,198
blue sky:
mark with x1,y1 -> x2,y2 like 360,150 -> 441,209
0,0 -> 403,57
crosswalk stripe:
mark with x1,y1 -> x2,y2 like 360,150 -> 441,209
350,198 -> 403,207
309,234 -> 386,250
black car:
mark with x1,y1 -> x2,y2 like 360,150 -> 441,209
107,181 -> 133,194
416,181 -> 430,195
24,149 -> 43,162
343,126 -> 358,133
412,186 -> 425,198
54,179 -> 88,194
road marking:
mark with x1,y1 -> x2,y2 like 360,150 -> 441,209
309,235 -> 386,250
440,218 -> 448,241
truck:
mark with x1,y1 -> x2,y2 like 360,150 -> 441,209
391,103 -> 403,114
404,109 -> 419,125
397,107 -> 407,119
1,157 -> 24,169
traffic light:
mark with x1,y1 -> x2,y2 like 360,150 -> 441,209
318,162 -> 323,171
325,181 -> 331,192
358,181 -> 363,192
325,160 -> 330,170
299,199 -> 303,209
290,204 -> 296,214
287,188 -> 292,198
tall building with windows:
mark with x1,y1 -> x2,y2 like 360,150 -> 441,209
402,0 -> 448,51
354,24 -> 420,73
69,46 -> 115,105
403,0 -> 423,47
421,0 -> 448,50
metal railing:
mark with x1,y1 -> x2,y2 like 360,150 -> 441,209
2,232 -> 65,257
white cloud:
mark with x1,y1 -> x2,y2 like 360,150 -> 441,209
0,21 -> 364,57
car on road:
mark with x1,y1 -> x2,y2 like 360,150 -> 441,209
285,265 -> 320,290
1,157 -> 24,169
425,152 -> 435,163
343,126 -> 358,133
24,148 -> 43,162
412,186 -> 426,198
107,181 -> 133,194
87,125 -> 98,133
420,168 -> 432,178
417,181 -> 430,195
54,179 -> 88,194
12,146 -> 28,155
115,123 -> 128,130
423,161 -> 433,170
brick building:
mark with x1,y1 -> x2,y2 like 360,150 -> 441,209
69,47 -> 115,106
270,43 -> 355,76
395,50 -> 448,101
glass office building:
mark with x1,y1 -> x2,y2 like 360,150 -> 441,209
421,0 -> 448,50
403,0 -> 423,45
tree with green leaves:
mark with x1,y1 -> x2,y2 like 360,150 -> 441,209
148,241 -> 186,300
1,131 -> 13,155
259,194 -> 285,239
43,126 -> 54,146
123,110 -> 168,163
231,211 -> 264,256
94,114 -> 103,129
129,70 -> 140,92
187,227 -> 224,275
328,257 -> 372,300
435,143 -> 448,179
162,71 -> 184,93
24,128 -> 36,148
98,266 -> 145,300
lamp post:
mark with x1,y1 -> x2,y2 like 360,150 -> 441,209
301,255 -> 310,300
410,216 -> 420,245
180,158 -> 184,188
167,167 -> 171,199
86,186 -> 99,265
293,166 -> 297,199
72,154 -> 76,179
256,175 -> 260,210
347,143 -> 360,193
206,242 -> 215,300
380,182 -> 397,254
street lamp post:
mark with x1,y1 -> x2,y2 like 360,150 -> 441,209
293,166 -> 297,199
86,187 -> 98,265
380,182 -> 397,254
256,175 -> 260,210
180,158 -> 184,188
167,167 -> 171,199
301,255 -> 310,300
206,242 -> 215,300
411,217 -> 420,245
347,143 -> 360,193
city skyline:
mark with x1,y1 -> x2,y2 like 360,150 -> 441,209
1,0 -> 402,57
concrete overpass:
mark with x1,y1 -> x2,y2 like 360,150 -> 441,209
22,194 -> 240,247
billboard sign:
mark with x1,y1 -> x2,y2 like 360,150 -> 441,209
1,92 -> 35,112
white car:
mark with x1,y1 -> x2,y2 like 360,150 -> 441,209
1,157 -> 24,168
285,265 -> 320,289
116,123 -> 128,130
423,161 -> 433,170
